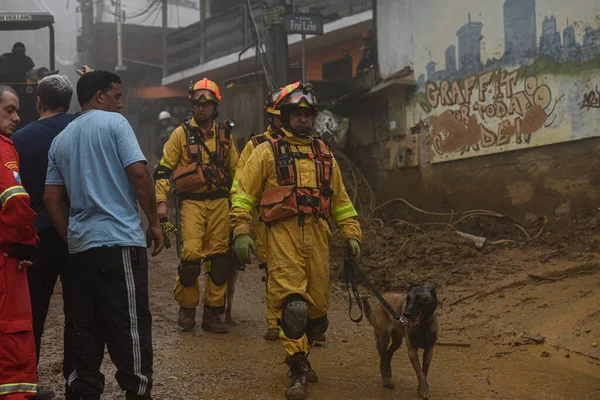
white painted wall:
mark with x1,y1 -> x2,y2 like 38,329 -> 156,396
376,0 -> 600,164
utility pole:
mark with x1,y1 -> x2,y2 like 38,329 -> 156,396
162,0 -> 168,76
264,0 -> 288,87
80,0 -> 95,66
115,0 -> 127,71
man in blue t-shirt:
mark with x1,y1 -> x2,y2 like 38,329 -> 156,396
12,74 -> 76,400
44,71 -> 163,400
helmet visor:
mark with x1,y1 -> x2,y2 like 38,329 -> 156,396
191,89 -> 218,103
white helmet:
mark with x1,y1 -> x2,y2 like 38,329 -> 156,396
158,111 -> 172,121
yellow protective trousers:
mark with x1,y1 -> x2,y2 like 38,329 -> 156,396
174,198 -> 230,309
254,212 -> 278,329
265,216 -> 332,357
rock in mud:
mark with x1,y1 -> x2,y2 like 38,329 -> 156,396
521,332 -> 545,344
541,351 -> 551,358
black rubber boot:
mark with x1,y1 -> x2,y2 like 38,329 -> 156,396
201,304 -> 229,334
178,306 -> 196,331
34,388 -> 55,400
285,352 -> 310,400
264,327 -> 280,341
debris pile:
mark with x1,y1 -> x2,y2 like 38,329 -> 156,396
330,225 -> 484,292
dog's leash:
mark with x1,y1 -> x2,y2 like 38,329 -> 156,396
344,255 -> 407,326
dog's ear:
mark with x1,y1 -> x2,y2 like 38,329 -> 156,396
429,282 -> 439,292
408,282 -> 421,291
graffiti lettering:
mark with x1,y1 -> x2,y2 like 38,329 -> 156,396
426,68 -> 553,156
579,86 -> 600,110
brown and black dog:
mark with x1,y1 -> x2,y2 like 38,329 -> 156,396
363,283 -> 439,399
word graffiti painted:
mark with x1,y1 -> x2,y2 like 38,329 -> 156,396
579,86 -> 600,110
424,69 -> 552,156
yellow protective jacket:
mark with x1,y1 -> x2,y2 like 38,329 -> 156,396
156,119 -> 239,203
231,125 -> 281,196
230,128 -> 361,242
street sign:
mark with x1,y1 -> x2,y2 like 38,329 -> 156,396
285,13 -> 324,36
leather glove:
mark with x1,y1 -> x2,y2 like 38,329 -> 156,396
347,238 -> 361,261
234,235 -> 256,264
5,244 -> 37,262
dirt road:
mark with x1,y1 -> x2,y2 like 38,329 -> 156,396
38,226 -> 600,400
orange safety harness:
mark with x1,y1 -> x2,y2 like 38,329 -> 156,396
257,137 -> 334,226
250,129 -> 280,148
172,120 -> 233,195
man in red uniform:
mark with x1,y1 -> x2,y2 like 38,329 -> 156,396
0,84 -> 38,399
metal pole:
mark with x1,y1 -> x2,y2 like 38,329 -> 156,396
80,0 -> 94,66
162,0 -> 168,76
48,25 -> 55,70
265,0 -> 289,87
115,0 -> 126,71
301,33 -> 306,81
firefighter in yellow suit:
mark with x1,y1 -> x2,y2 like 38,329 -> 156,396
231,88 -> 283,341
155,78 -> 239,334
231,82 -> 361,400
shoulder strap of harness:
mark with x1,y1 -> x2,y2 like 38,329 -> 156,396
311,138 -> 333,189
181,119 -> 202,162
213,122 -> 232,167
267,137 -> 297,186
251,134 -> 268,147
267,136 -> 333,188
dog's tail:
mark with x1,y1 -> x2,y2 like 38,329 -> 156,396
362,298 -> 375,325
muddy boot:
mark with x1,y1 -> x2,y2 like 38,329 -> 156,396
285,352 -> 310,400
264,327 -> 280,341
34,388 -> 55,400
201,304 -> 229,334
178,306 -> 196,331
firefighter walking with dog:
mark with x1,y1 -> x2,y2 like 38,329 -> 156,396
231,88 -> 283,341
231,81 -> 361,400
154,78 -> 239,333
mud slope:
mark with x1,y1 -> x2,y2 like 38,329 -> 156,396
37,224 -> 600,399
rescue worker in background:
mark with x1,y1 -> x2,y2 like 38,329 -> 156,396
2,43 -> 35,83
155,110 -> 176,161
155,78 -> 239,333
356,30 -> 374,75
230,88 -> 283,341
231,82 -> 361,400
0,84 -> 38,399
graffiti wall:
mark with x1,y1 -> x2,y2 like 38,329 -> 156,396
377,0 -> 600,163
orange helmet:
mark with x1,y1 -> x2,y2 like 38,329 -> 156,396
275,81 -> 319,111
188,78 -> 222,103
264,88 -> 282,115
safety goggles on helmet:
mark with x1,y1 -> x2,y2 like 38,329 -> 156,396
282,91 -> 318,109
275,81 -> 319,111
191,89 -> 219,104
188,78 -> 223,103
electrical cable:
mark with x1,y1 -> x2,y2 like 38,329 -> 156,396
245,0 -> 277,90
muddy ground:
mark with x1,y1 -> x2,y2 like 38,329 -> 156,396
38,218 -> 600,399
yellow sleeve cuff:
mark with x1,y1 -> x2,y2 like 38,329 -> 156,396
332,203 -> 359,224
232,193 -> 257,212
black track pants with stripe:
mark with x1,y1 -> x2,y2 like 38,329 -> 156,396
68,246 -> 153,400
